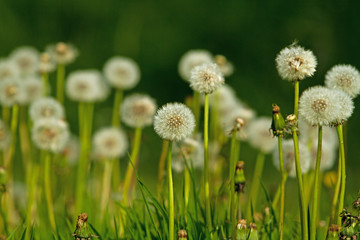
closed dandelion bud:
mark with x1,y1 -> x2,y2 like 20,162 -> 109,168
328,224 -> 340,240
271,104 -> 286,137
178,49 -> 213,81
154,103 -> 195,142
189,63 -> 224,94
325,64 -> 360,98
236,219 -> 248,240
0,119 -> 11,150
0,59 -> 20,81
0,167 -> 7,192
177,229 -> 187,240
92,127 -> 128,160
235,161 -> 246,193
29,97 -> 64,122
73,213 -> 93,240
248,223 -> 259,240
10,46 -> 40,76
47,42 -> 78,65
275,44 -> 317,82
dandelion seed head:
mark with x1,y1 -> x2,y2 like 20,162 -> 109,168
121,94 -> 157,128
93,127 -> 128,159
154,103 -> 195,142
20,76 -> 43,105
275,44 -> 317,81
325,64 -> 360,98
46,42 -> 78,65
0,59 -> 20,81
0,78 -> 25,106
103,56 -> 140,89
190,63 -> 224,94
29,97 -> 64,122
0,119 -> 11,150
39,53 -> 55,74
10,46 -> 40,76
246,117 -> 276,153
32,118 -> 70,153
333,89 -> 354,123
61,135 -> 80,165
178,49 -> 213,81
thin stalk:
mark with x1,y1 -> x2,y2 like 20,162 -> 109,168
210,91 -> 219,142
0,193 -> 8,235
42,73 -> 49,96
5,104 -> 19,168
229,131 -> 237,239
167,141 -> 174,240
336,124 -> 346,225
56,64 -> 65,104
203,93 -> 212,232
2,106 -> 10,126
271,173 -> 288,210
122,127 -> 142,205
100,160 -> 114,223
294,80 -> 299,117
43,151 -> 56,232
193,91 -> 201,133
292,129 -> 308,240
112,88 -> 123,127
329,151 -> 341,225
310,126 -> 322,240
25,164 -> 39,240
184,165 -> 190,221
19,106 -> 31,177
157,140 -> 169,199
278,136 -> 285,240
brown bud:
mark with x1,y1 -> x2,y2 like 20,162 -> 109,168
237,219 -> 247,230
236,161 -> 244,171
178,229 -> 187,239
272,104 -> 280,114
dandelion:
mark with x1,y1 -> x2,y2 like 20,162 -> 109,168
20,76 -> 43,105
92,127 -> 128,160
275,44 -> 317,82
0,59 -> 19,81
46,42 -> 78,65
29,97 -> 64,122
333,89 -> 354,124
32,118 -> 69,153
214,54 -> 234,77
325,64 -> 360,98
61,135 -> 80,165
0,78 -> 25,107
103,56 -> 140,90
39,53 -> 55,74
178,49 -> 213,81
310,140 -> 337,171
246,117 -> 276,154
10,46 -> 40,76
171,136 -> 203,173
121,94 -> 157,128
190,63 -> 224,94
0,119 -> 11,150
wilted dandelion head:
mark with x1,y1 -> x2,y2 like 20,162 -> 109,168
61,135 -> 80,165
325,64 -> 360,98
0,119 -> 11,150
154,103 -> 195,142
32,118 -> 70,153
10,46 -> 40,76
171,136 -> 203,173
246,117 -> 276,153
178,49 -> 213,81
121,94 -> 157,128
299,86 -> 339,126
214,55 -> 234,77
103,56 -> 140,89
0,59 -> 20,81
190,63 -> 224,94
39,53 -> 55,74
66,70 -> 109,102
29,97 -> 64,122
275,44 -> 317,81
46,42 -> 78,65
0,78 -> 25,107
93,127 -> 128,159
273,139 -> 311,178
20,76 -> 43,105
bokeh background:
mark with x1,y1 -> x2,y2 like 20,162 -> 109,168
0,0 -> 359,205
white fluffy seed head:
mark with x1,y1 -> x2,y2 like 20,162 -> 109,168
20,76 -> 43,105
178,49 -> 213,81
190,63 -> 224,94
92,127 -> 128,159
0,119 -> 11,150
0,59 -> 20,81
333,89 -> 354,124
46,42 -> 78,65
171,136 -> 203,173
39,53 -> 55,74
10,46 -> 40,76
61,135 -> 80,165
275,44 -> 317,81
121,94 -> 157,128
325,64 -> 360,98
32,118 -> 70,153
273,139 -> 311,178
299,86 -> 339,126
66,70 -> 109,102
0,78 -> 26,107
246,117 -> 276,153
103,56 -> 140,89
154,103 -> 195,142
29,97 -> 64,122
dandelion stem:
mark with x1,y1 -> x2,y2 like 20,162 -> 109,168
310,126 -> 322,240
292,129 -> 308,240
278,136 -> 285,240
329,151 -> 341,225
229,130 -> 237,239
100,159 -> 113,223
19,106 -> 31,177
42,73 -> 50,96
184,164 -> 190,222
336,124 -> 346,225
164,141 -> 174,240
2,106 -> 10,127
5,104 -> 19,168
157,140 -> 169,199
112,88 -> 123,127
0,193 -> 8,235
203,93 -> 213,232
294,80 -> 299,117
43,151 -> 56,232
122,127 -> 142,205
56,63 -> 65,104
25,164 -> 39,240
193,91 -> 201,133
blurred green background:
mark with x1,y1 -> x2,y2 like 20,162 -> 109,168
0,0 -> 359,203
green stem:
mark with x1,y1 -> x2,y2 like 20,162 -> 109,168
294,80 -> 299,117
25,163 -> 39,240
210,91 -> 219,142
43,151 -> 56,232
184,165 -> 190,222
193,91 -> 201,134
292,129 -> 308,240
42,73 -> 49,96
122,127 -> 142,205
329,151 -> 341,225
56,64 -> 65,104
5,105 -> 19,168
112,89 -> 123,127
204,93 -> 212,232
0,193 -> 8,235
310,126 -> 322,240
336,124 -> 346,225
272,173 -> 288,210
167,141 -> 174,240
2,106 -> 10,126
100,160 -> 114,223
19,106 -> 31,180
229,131 -> 237,239
278,136 -> 285,240
157,140 -> 169,199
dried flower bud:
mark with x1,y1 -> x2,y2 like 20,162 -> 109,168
235,161 -> 246,193
177,229 -> 187,240
271,104 -> 286,137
